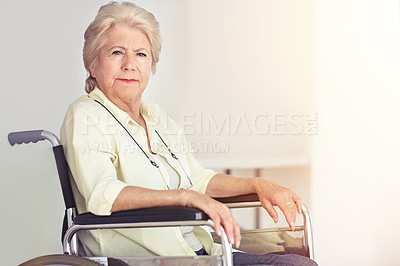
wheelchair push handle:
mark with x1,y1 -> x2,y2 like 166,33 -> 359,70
8,130 -> 45,146
8,130 -> 61,147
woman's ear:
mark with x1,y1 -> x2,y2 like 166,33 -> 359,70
90,62 -> 97,78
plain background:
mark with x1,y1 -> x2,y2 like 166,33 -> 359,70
1,1 -> 399,265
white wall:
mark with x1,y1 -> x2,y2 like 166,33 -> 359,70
0,1 -> 313,265
311,0 -> 400,265
148,0 -> 314,163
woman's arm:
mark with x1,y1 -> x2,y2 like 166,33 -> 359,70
110,186 -> 188,211
111,185 -> 242,248
205,174 -> 302,230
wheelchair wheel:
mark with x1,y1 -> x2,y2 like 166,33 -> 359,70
19,254 -> 121,266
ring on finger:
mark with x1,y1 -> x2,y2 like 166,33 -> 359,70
286,201 -> 293,205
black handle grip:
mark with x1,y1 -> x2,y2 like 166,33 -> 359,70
8,130 -> 44,146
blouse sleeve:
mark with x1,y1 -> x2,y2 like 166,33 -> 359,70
61,104 -> 127,215
185,150 -> 217,194
171,118 -> 217,194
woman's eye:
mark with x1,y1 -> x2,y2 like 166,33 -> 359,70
137,52 -> 147,57
112,51 -> 123,55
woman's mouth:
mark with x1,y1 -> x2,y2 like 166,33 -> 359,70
118,79 -> 138,83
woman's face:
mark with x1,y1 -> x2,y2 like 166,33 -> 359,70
91,25 -> 152,104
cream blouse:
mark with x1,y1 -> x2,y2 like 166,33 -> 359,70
60,88 -> 221,257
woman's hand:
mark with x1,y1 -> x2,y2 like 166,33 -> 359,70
253,177 -> 302,230
206,174 -> 303,231
181,190 -> 241,248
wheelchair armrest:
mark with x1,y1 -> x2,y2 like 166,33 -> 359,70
214,193 -> 259,204
73,207 -> 209,225
64,207 -> 236,259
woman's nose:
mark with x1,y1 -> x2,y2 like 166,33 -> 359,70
122,54 -> 136,71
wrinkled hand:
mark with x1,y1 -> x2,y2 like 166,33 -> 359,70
183,190 -> 241,248
254,178 -> 302,230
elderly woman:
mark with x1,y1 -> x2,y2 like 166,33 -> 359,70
61,2 -> 317,265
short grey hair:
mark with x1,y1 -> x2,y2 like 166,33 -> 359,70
83,1 -> 162,93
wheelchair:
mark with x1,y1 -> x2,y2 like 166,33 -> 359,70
9,130 -> 314,266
